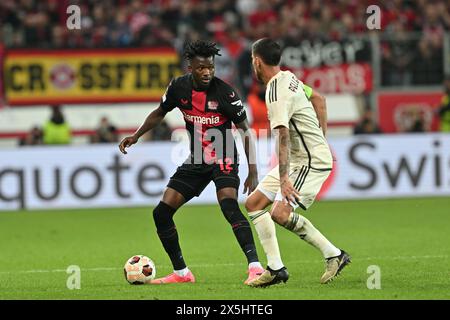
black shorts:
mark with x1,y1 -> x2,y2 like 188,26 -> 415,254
167,160 -> 240,202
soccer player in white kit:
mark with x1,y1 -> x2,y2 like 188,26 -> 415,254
246,38 -> 351,287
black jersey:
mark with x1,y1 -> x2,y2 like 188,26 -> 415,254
160,74 -> 247,165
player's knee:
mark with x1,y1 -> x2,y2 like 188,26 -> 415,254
153,201 -> 177,230
245,192 -> 268,212
244,196 -> 256,212
217,187 -> 237,202
245,191 -> 272,213
271,210 -> 286,226
271,204 -> 290,226
162,188 -> 186,210
219,198 -> 248,227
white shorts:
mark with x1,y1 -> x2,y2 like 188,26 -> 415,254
256,164 -> 331,210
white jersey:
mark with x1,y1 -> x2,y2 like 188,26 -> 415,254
265,70 -> 333,169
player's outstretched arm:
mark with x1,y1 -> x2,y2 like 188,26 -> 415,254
235,119 -> 258,195
310,90 -> 328,137
119,106 -> 167,154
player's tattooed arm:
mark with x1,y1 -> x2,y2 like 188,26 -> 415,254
277,126 -> 290,179
235,119 -> 258,195
276,126 -> 300,204
310,90 -> 328,136
119,106 -> 167,154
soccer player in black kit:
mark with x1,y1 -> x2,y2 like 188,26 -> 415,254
119,40 -> 264,285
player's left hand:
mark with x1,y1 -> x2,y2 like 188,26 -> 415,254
243,171 -> 258,195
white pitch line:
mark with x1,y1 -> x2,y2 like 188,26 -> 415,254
0,254 -> 447,275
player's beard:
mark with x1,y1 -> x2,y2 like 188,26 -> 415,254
254,67 -> 264,84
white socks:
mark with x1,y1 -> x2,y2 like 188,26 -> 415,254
248,210 -> 285,270
248,262 -> 263,270
174,267 -> 189,277
285,211 -> 341,259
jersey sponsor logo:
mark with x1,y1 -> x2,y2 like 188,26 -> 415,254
208,100 -> 219,110
182,111 -> 220,125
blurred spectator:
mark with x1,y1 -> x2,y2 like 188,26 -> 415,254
236,48 -> 253,98
420,2 -> 448,45
353,110 -> 382,135
395,106 -> 432,133
412,37 -> 444,85
129,0 -> 150,36
410,2 -> 447,85
22,1 -> 52,48
43,105 -> 71,145
90,116 -> 118,143
407,109 -> 426,132
381,21 -> 415,86
107,8 -> 132,47
18,126 -> 43,146
437,76 -> 450,132
146,120 -> 172,141
247,83 -> 270,137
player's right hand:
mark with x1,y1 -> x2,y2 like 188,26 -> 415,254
119,135 -> 138,154
280,178 -> 301,206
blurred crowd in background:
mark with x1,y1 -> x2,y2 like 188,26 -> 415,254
1,0 -> 449,86
1,0 -> 450,146
1,0 -> 449,49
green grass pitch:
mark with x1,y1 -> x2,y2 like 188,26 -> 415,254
0,197 -> 449,300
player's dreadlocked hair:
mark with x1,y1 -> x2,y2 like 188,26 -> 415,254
183,40 -> 221,60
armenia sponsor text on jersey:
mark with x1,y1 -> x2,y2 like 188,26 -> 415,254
160,74 -> 247,164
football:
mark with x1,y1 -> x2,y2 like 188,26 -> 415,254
123,255 -> 156,284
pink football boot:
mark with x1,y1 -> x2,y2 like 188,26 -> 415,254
244,266 -> 265,285
150,271 -> 196,284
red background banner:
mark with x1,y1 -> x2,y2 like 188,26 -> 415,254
377,91 -> 443,133
286,63 -> 373,94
